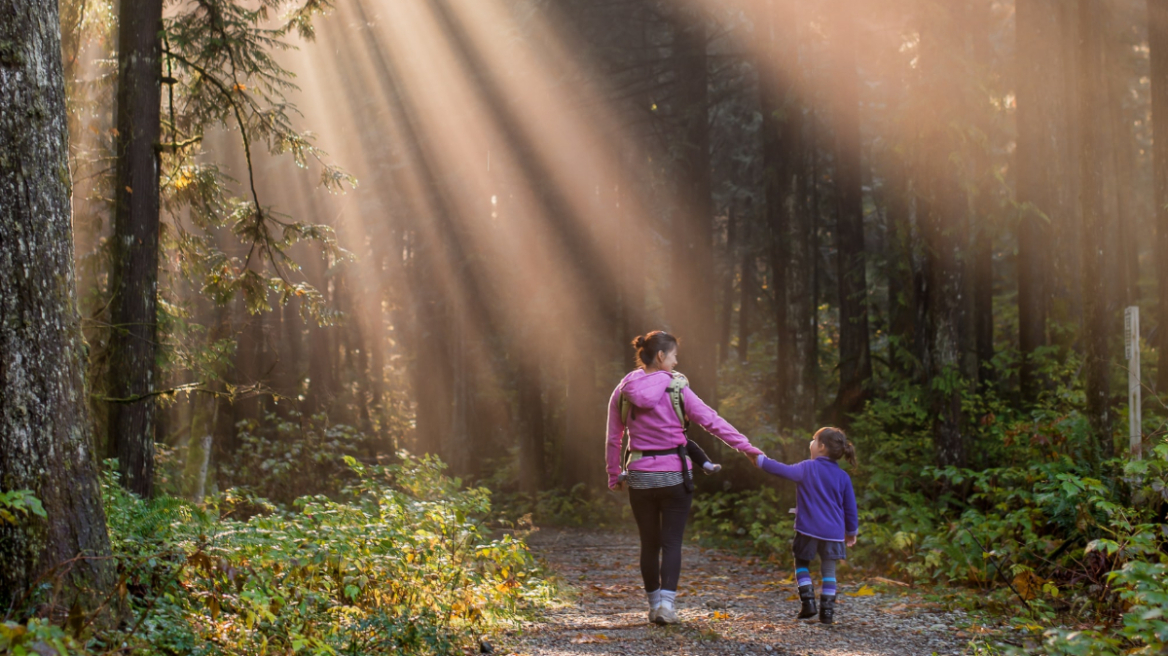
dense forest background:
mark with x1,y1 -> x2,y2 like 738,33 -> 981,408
63,0 -> 1159,495
7,0 -> 1168,652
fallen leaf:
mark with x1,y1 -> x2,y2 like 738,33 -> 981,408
570,634 -> 609,644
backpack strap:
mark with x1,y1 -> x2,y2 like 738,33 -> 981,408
667,372 -> 690,431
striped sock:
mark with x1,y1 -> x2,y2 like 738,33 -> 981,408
822,577 -> 837,597
795,567 -> 812,588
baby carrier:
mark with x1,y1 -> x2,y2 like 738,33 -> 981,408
619,371 -> 693,492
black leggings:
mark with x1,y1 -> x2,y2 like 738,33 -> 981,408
629,483 -> 693,592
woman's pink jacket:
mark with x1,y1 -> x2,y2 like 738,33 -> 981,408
605,369 -> 763,488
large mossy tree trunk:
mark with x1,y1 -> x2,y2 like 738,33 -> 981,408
0,0 -> 114,611
828,2 -> 871,424
107,0 -> 163,497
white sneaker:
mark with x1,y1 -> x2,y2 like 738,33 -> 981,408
653,601 -> 679,625
648,605 -> 660,624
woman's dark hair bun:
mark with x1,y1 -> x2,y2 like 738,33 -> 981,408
631,331 -> 679,368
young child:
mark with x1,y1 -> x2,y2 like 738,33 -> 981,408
756,427 -> 858,624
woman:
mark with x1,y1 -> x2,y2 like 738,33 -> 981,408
606,330 -> 763,625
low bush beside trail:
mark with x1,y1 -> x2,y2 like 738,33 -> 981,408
2,453 -> 552,656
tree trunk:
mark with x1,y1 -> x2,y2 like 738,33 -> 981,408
760,0 -> 809,427
1077,0 -> 1116,462
517,358 -> 546,495
881,81 -> 918,374
968,0 -> 995,386
1106,6 -> 1138,307
668,6 -> 717,407
1053,1 -> 1084,331
107,0 -> 163,497
1015,0 -> 1065,401
737,215 -> 753,363
919,3 -> 971,468
829,3 -> 871,422
719,203 -> 737,364
0,0 -> 114,610
1152,0 -> 1168,392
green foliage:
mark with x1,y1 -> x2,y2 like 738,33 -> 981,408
161,0 -> 354,321
690,487 -> 795,556
0,619 -> 85,656
5,454 -> 549,655
496,484 -> 629,528
698,344 -> 1168,653
216,411 -> 376,504
0,491 -> 46,526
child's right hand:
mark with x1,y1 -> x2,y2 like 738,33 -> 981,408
754,453 -> 766,468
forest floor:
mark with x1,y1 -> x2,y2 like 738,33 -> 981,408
499,528 -> 994,656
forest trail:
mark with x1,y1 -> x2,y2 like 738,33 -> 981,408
501,529 -> 979,656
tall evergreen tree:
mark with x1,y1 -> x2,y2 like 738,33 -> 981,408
919,0 -> 971,468
107,0 -> 164,497
829,1 -> 872,422
1150,0 -> 1168,393
1015,0 -> 1065,401
668,5 -> 717,406
1077,0 -> 1117,461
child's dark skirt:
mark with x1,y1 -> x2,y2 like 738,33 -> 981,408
792,532 -> 847,561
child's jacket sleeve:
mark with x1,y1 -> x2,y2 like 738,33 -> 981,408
682,387 -> 763,457
844,475 -> 859,536
759,457 -> 806,481
605,383 -> 625,488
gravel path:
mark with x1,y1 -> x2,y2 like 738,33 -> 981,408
501,528 -> 983,656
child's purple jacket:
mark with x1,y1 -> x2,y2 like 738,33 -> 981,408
759,456 -> 859,542
605,369 -> 762,488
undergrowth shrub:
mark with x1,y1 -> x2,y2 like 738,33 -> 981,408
3,452 -> 551,656
216,411 -> 377,504
698,344 -> 1168,654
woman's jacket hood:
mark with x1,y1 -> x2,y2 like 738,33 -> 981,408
620,370 -> 672,409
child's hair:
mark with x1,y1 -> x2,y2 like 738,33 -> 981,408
815,426 -> 857,467
631,331 -> 679,368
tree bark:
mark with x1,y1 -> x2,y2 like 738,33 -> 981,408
667,6 -> 717,407
517,357 -> 546,495
1015,0 -> 1066,401
1152,0 -> 1168,392
107,0 -> 163,497
1105,6 -> 1138,307
1077,0 -> 1116,462
829,3 -> 871,422
0,0 -> 114,610
919,3 -> 970,468
760,0 -> 811,428
968,0 -> 995,386
719,203 -> 737,364
737,214 -> 753,363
